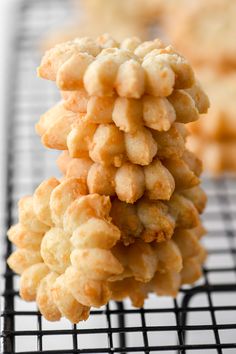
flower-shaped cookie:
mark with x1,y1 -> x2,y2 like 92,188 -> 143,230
56,146 -> 205,209
38,35 -> 196,98
7,177 -> 206,323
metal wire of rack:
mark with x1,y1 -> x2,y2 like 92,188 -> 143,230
0,0 -> 236,353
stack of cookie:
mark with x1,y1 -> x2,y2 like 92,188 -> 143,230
162,0 -> 236,174
7,35 -> 209,323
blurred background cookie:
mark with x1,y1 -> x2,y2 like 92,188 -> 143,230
163,0 -> 236,70
188,70 -> 236,140
161,0 -> 236,174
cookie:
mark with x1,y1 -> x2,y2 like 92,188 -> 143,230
110,225 -> 206,305
80,0 -> 165,25
189,70 -> 236,140
38,35 -> 195,97
164,0 -> 236,69
61,81 -> 208,127
7,171 -> 206,323
36,101 -> 205,167
56,146 -> 201,204
187,136 -> 236,174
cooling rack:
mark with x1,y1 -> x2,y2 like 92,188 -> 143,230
0,0 -> 236,353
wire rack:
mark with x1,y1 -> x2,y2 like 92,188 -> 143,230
1,0 -> 236,353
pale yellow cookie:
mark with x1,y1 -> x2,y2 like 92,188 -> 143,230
7,175 -> 206,321
189,70 -> 236,140
187,136 -> 236,174
37,82 -> 208,168
110,225 -> 206,303
55,153 -> 204,236
38,36 -> 195,97
164,0 -> 236,69
61,85 -> 207,131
